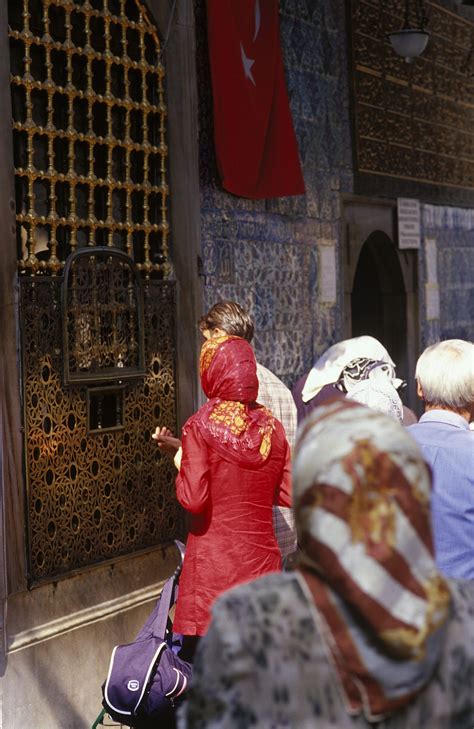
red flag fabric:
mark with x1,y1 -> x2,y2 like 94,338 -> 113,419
206,0 -> 305,199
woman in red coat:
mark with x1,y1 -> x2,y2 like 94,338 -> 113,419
173,334 -> 292,638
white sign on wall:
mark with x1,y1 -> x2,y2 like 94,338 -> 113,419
319,245 -> 337,304
425,238 -> 438,284
424,237 -> 440,321
425,283 -> 440,320
397,198 -> 421,249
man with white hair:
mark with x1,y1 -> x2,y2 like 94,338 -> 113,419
407,339 -> 474,579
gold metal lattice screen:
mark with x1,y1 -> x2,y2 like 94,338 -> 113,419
9,0 -> 182,582
63,248 -> 145,383
20,277 -> 182,583
9,0 -> 170,275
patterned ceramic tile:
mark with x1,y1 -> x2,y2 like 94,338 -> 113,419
192,0 -> 473,385
419,202 -> 474,345
193,0 -> 353,380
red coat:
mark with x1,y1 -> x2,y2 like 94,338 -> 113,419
173,418 -> 292,636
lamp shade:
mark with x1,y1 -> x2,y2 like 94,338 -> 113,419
388,29 -> 430,62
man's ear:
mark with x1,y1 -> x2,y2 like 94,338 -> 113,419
416,381 -> 424,399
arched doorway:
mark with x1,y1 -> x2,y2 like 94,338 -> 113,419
343,199 -> 420,413
351,232 -> 407,382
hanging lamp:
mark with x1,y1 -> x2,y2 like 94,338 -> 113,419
388,0 -> 430,63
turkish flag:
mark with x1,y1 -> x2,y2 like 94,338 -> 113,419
206,0 -> 305,199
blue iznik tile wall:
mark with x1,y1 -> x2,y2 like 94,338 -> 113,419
421,205 -> 474,347
194,0 -> 354,387
193,0 -> 474,389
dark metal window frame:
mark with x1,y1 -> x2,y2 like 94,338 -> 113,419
62,247 -> 145,386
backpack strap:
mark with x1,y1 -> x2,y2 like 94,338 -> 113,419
153,575 -> 176,639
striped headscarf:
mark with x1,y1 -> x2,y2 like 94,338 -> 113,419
294,400 -> 451,721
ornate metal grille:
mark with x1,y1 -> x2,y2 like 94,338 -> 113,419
9,0 -> 182,583
9,0 -> 170,275
63,248 -> 145,383
20,278 -> 182,583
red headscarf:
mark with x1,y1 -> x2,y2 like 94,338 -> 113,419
184,336 -> 276,466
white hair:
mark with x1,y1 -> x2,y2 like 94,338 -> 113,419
415,339 -> 474,410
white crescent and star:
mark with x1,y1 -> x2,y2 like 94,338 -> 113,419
240,0 -> 261,86
241,43 -> 256,85
253,0 -> 261,41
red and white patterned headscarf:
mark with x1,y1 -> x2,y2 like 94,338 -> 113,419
294,400 -> 451,720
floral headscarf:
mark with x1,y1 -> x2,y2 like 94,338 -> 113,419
336,357 -> 404,421
335,356 -> 404,394
301,336 -> 398,403
184,336 -> 275,465
294,400 -> 451,720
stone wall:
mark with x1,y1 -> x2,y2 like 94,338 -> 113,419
421,204 -> 474,348
3,545 -> 180,729
194,0 -> 353,387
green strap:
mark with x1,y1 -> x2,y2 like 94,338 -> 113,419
91,708 -> 106,729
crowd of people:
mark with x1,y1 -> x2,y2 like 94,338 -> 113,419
152,300 -> 474,728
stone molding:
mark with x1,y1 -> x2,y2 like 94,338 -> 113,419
8,578 -> 167,654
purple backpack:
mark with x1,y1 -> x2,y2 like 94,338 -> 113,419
102,552 -> 192,727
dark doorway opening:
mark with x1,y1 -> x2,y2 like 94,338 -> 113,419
351,231 -> 408,385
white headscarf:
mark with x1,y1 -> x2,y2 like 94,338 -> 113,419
301,336 -> 395,403
347,378 -> 404,422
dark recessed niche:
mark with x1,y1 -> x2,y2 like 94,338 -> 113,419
87,386 -> 125,433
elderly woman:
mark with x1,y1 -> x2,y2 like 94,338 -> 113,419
179,401 -> 474,728
172,335 -> 291,643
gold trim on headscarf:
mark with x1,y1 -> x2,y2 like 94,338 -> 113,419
209,401 -> 248,435
380,574 -> 452,659
346,440 -> 397,552
199,335 -> 232,376
258,407 -> 275,460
